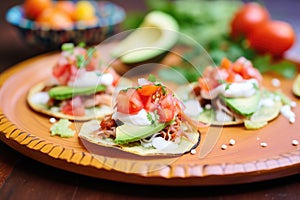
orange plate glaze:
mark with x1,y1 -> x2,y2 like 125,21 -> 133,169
1,51 -> 300,186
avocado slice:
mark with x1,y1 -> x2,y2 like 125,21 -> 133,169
115,123 -> 169,144
221,91 -> 261,116
112,11 -> 179,64
49,84 -> 106,100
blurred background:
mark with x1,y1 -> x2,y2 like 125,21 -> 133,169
0,0 -> 299,73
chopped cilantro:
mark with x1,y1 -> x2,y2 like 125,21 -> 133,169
76,55 -> 86,69
225,84 -> 230,91
148,74 -> 157,82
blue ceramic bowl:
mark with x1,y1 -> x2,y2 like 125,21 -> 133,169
6,1 -> 126,50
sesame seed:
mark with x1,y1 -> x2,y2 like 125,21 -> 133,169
229,139 -> 236,146
221,144 -> 227,150
256,137 -> 260,140
260,142 -> 268,147
292,140 -> 299,146
49,118 -> 56,123
271,78 -> 281,87
190,149 -> 197,155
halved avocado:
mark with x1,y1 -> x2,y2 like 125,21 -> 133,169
78,120 -> 200,156
221,91 -> 261,117
115,123 -> 168,144
111,11 -> 179,64
49,84 -> 106,100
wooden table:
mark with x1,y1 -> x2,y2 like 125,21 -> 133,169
1,0 -> 300,199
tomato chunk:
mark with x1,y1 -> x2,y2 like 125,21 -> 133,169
116,89 -> 143,114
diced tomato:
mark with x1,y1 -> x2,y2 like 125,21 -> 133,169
53,63 -> 71,85
198,78 -> 210,92
61,97 -> 85,116
214,68 -> 229,81
157,107 -> 174,123
85,59 -> 97,71
160,93 -> 173,109
116,89 -> 143,114
226,71 -> 244,83
241,65 -> 262,82
53,63 -> 69,78
137,85 -> 160,96
142,95 -> 157,112
157,93 -> 175,122
220,57 -> 232,70
232,62 -> 243,73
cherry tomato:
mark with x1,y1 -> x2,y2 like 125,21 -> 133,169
230,3 -> 270,39
23,0 -> 52,20
248,20 -> 296,56
116,89 -> 143,114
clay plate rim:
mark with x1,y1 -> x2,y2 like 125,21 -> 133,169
1,52 -> 300,186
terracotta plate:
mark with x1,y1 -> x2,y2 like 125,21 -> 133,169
1,52 -> 300,186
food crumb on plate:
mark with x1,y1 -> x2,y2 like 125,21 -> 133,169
229,139 -> 236,146
190,149 -> 197,155
49,117 -> 56,123
271,78 -> 281,87
260,142 -> 268,147
292,139 -> 299,146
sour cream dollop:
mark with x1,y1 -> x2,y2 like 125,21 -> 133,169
68,71 -> 113,87
201,79 -> 259,99
112,109 -> 151,126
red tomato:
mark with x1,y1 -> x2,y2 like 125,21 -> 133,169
116,89 -> 143,114
157,93 -> 175,122
23,0 -> 52,20
226,71 -> 243,83
53,63 -> 71,85
198,78 -> 210,92
220,57 -> 232,70
137,85 -> 160,96
157,107 -> 174,123
61,97 -> 85,116
230,3 -> 270,38
248,21 -> 296,56
241,65 -> 262,82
